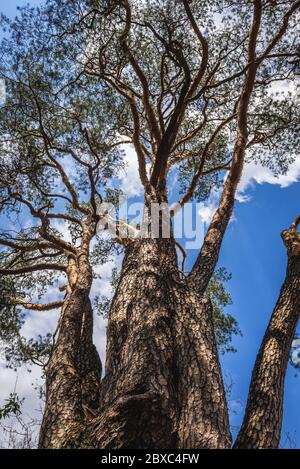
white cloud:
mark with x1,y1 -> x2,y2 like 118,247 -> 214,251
197,188 -> 222,226
21,307 -> 60,342
235,192 -> 252,203
198,201 -> 217,225
50,219 -> 72,242
118,144 -> 149,197
93,317 -> 107,366
237,157 -> 300,199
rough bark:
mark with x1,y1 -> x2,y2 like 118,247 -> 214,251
72,232 -> 230,449
38,252 -> 102,448
234,228 -> 300,449
174,291 -> 231,448
98,237 -> 179,448
38,217 -> 299,450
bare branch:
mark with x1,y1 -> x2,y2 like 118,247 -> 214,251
0,239 -> 58,252
182,0 -> 209,98
0,264 -> 67,276
120,0 -> 161,146
175,113 -> 236,209
11,298 -> 64,311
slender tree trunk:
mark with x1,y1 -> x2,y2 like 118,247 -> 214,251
39,252 -> 102,448
174,291 -> 231,448
234,228 -> 300,448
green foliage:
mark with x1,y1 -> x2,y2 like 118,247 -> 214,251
207,267 -> 242,354
0,393 -> 23,420
0,278 -> 53,369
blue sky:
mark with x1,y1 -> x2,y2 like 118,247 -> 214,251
1,0 -> 41,16
219,182 -> 300,445
0,0 -> 300,449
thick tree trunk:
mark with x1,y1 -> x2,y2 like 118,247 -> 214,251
39,222 -> 299,449
97,237 -> 179,448
234,228 -> 300,448
38,206 -> 299,451
73,234 -> 230,449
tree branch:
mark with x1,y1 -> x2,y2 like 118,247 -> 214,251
120,0 -> 161,146
182,0 -> 209,98
150,44 -> 191,187
0,264 -> 67,276
9,192 -> 77,255
0,239 -> 59,252
174,114 -> 236,210
11,298 -> 64,311
189,0 -> 263,293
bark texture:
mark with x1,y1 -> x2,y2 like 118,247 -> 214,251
99,237 -> 179,448
38,222 -> 300,449
39,252 -> 102,448
74,236 -> 231,449
39,232 -> 231,448
174,292 -> 231,448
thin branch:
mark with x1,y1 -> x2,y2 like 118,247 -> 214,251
182,0 -> 209,98
0,264 -> 67,276
0,239 -> 58,252
190,0 -> 300,102
175,113 -> 236,209
10,299 -> 64,311
9,192 -> 77,254
120,0 -> 161,146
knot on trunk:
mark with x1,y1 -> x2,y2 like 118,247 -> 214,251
282,229 -> 300,258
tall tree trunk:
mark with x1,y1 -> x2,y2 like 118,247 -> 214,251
174,291 -> 231,448
75,233 -> 230,448
39,253 -> 102,448
86,237 -> 181,449
38,186 -> 231,449
234,227 -> 300,448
